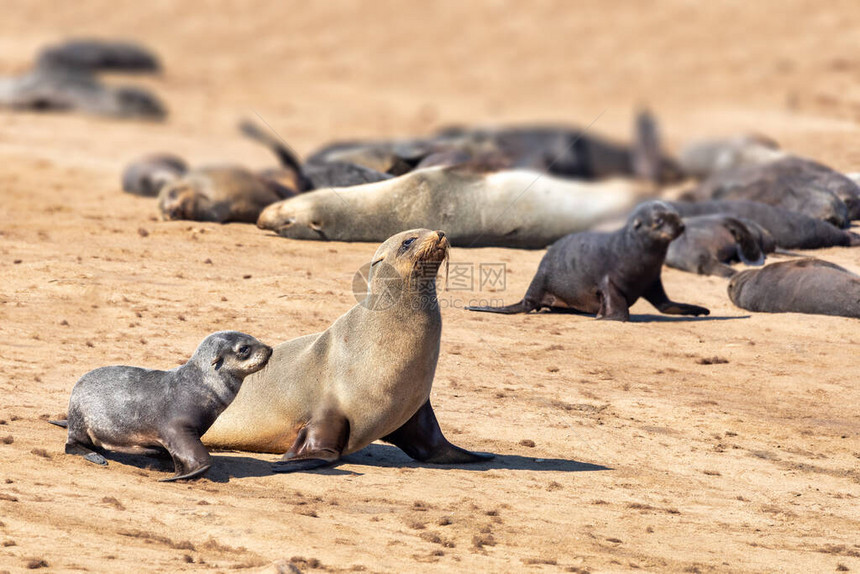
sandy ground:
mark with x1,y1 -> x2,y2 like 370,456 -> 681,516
1,1 -> 860,572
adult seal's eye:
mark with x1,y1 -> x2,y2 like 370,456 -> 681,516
402,237 -> 417,248
238,345 -> 250,356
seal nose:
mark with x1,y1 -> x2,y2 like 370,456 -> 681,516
436,230 -> 446,240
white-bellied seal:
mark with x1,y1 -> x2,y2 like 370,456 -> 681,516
203,229 -> 492,472
157,166 -> 295,223
122,153 -> 188,197
728,259 -> 860,319
52,331 -> 272,481
668,200 -> 860,250
256,165 -> 651,248
466,201 -> 710,320
665,215 -> 773,278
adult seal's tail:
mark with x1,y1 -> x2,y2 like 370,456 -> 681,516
203,229 -> 493,472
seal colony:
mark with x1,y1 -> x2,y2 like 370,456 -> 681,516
203,229 -> 492,471
52,332 -> 272,481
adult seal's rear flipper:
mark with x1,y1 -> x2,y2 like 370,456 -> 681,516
239,119 -> 311,190
466,299 -> 529,314
272,409 -> 350,473
722,217 -> 766,266
383,401 -> 493,464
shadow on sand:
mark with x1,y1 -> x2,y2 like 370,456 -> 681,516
88,443 -> 609,482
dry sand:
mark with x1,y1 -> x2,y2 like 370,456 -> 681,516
1,1 -> 859,572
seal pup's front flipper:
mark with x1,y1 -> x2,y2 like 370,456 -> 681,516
643,278 -> 710,316
159,425 -> 212,482
596,277 -> 630,321
382,400 -> 493,464
465,300 -> 529,314
272,409 -> 350,473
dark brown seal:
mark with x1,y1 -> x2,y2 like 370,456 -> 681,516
53,331 -> 272,481
665,215 -> 773,278
668,200 -> 860,250
728,259 -> 860,318
466,201 -> 710,320
680,157 -> 854,228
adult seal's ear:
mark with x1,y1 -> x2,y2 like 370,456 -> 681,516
203,229 -> 492,470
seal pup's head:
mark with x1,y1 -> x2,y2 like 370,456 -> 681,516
726,268 -> 757,305
192,331 -> 273,379
626,201 -> 685,245
122,153 -> 187,197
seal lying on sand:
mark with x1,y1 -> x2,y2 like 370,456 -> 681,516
665,215 -> 773,278
256,165 -> 651,248
0,62 -> 166,119
203,229 -> 492,472
668,200 -> 860,250
728,259 -> 860,318
52,331 -> 272,481
36,38 -> 161,73
157,166 -> 297,223
679,136 -> 860,225
467,201 -> 710,320
122,153 -> 188,197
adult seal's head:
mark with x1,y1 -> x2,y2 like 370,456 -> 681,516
55,331 -> 272,481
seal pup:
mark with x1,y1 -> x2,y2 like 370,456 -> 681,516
256,166 -> 651,248
728,259 -> 860,319
665,215 -> 772,278
203,229 -> 492,471
55,331 -> 272,481
467,201 -> 710,320
157,166 -> 294,223
668,200 -> 860,250
122,153 -> 188,197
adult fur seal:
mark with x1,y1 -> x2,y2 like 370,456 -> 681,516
728,259 -> 860,318
158,166 -> 295,223
203,229 -> 492,471
0,63 -> 166,119
665,215 -> 773,278
54,331 -> 272,481
667,200 -> 860,250
680,156 -> 856,227
466,201 -> 710,320
122,153 -> 188,197
36,39 -> 161,73
256,166 -> 650,248
680,136 -> 860,220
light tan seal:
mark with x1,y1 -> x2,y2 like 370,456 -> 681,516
203,229 -> 492,472
256,166 -> 651,248
157,166 -> 296,223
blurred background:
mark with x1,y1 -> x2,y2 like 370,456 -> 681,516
3,0 -> 860,174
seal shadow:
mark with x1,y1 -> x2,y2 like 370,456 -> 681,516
204,443 -> 611,481
626,313 -> 751,323
340,443 -> 610,473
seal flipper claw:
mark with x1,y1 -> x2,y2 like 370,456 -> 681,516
383,400 -> 493,464
65,441 -> 107,465
162,426 -> 212,482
